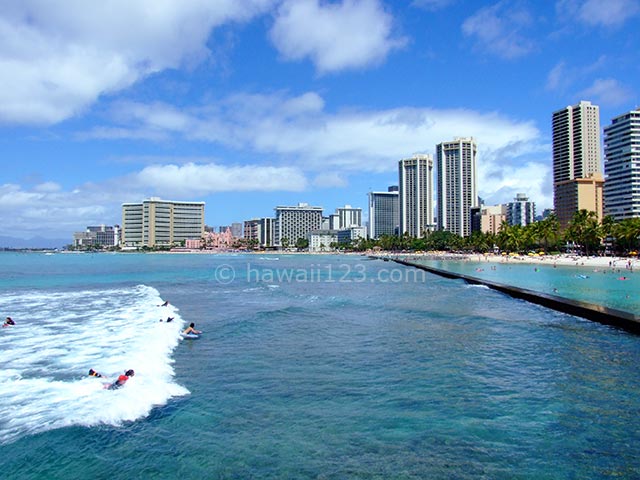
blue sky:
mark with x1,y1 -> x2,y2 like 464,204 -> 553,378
1,0 -> 639,241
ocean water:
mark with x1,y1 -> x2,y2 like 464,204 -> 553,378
1,252 -> 640,479
406,255 -> 640,314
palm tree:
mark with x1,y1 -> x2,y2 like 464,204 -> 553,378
614,218 -> 640,253
566,210 -> 600,255
534,213 -> 560,252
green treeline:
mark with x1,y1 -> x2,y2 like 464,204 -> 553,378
346,211 -> 640,256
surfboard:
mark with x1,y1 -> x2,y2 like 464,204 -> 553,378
181,333 -> 200,339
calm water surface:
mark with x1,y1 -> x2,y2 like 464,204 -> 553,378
1,252 -> 639,479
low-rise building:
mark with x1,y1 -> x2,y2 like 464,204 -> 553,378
308,230 -> 338,252
72,225 -> 120,248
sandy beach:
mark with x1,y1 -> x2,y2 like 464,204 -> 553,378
386,251 -> 640,271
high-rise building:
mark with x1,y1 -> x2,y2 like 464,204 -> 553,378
604,109 -> 640,221
274,203 -> 323,247
122,198 -> 204,248
336,205 -> 362,229
399,154 -> 434,237
436,137 -> 478,237
552,100 -> 602,228
368,186 -> 399,239
506,193 -> 536,227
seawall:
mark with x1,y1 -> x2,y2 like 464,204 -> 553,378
386,256 -> 640,335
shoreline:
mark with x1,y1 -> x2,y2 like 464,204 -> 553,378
48,248 -> 640,271
382,251 -> 639,271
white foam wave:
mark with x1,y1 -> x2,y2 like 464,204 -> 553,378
0,285 -> 189,444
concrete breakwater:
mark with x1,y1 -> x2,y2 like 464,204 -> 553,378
386,256 -> 640,335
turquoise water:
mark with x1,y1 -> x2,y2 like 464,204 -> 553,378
1,252 -> 640,479
404,255 -> 640,314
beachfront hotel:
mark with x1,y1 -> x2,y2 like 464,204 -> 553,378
604,108 -> 640,221
72,225 -> 120,248
121,198 -> 205,248
436,138 -> 478,237
368,186 -> 399,239
552,100 -> 603,228
399,154 -> 434,237
274,203 -> 323,247
244,217 -> 275,248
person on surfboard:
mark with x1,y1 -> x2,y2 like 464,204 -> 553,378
106,369 -> 135,390
182,322 -> 201,335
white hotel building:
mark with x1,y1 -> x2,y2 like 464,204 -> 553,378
274,203 -> 323,247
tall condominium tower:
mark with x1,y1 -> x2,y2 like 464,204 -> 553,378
274,203 -> 323,247
604,109 -> 640,221
436,138 -> 478,237
368,187 -> 399,239
552,100 -> 603,228
399,154 -> 434,237
122,198 -> 205,248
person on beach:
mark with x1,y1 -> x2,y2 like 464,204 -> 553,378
3,317 -> 15,327
88,368 -> 103,378
107,369 -> 135,390
183,322 -> 202,335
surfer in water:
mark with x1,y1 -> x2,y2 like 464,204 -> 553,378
159,300 -> 170,307
107,369 -> 135,390
88,368 -> 103,378
183,322 -> 202,335
3,317 -> 15,327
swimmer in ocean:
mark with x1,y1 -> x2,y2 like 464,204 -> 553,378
182,322 -> 202,335
107,369 -> 135,390
3,317 -> 15,327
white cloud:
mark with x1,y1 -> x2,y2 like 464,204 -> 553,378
0,183 -> 115,238
556,0 -> 640,28
269,0 -> 406,73
313,172 -> 349,188
0,0 -> 275,125
0,160 -> 308,238
545,56 -> 608,93
129,162 -> 308,195
546,62 -> 568,92
578,78 -> 634,107
462,1 -> 536,59
82,91 -> 549,208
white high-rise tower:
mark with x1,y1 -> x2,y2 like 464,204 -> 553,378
398,154 -> 434,237
604,109 -> 640,220
436,138 -> 478,237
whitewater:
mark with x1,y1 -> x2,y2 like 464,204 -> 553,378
0,284 -> 189,445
